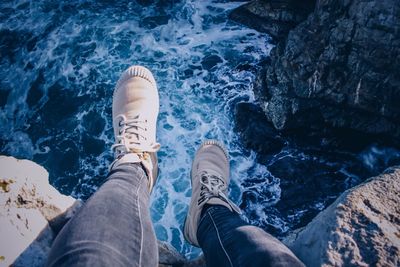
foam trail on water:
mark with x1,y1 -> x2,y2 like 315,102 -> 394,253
125,1 -> 275,257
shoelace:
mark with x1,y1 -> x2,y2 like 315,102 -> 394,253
198,172 -> 241,214
111,114 -> 160,156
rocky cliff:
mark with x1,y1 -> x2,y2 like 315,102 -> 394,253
286,166 -> 400,266
229,0 -> 315,39
232,0 -> 400,141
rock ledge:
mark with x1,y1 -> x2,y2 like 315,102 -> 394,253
0,155 -> 203,267
287,166 -> 400,266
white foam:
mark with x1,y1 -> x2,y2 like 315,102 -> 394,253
360,145 -> 400,171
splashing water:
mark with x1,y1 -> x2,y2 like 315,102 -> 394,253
2,0 -> 400,259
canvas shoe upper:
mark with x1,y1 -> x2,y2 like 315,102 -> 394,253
184,140 -> 241,247
110,65 -> 160,191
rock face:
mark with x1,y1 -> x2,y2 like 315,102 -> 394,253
249,0 -> 400,139
0,155 -> 80,266
0,155 -> 203,267
234,102 -> 284,154
287,166 -> 400,266
229,0 -> 316,39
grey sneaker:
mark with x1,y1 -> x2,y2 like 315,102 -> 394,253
184,140 -> 241,247
110,65 -> 161,191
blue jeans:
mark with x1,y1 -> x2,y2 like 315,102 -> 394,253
47,163 -> 304,267
198,205 -> 304,267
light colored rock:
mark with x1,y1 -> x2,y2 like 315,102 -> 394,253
0,155 -> 203,267
0,155 -> 79,267
158,240 -> 186,266
158,240 -> 205,267
288,166 -> 400,267
182,255 -> 206,267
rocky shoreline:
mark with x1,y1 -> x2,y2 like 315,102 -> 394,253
231,0 -> 400,142
286,166 -> 400,266
229,0 -> 315,39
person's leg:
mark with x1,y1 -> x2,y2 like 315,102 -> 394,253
47,65 -> 161,267
184,141 -> 304,267
197,205 -> 304,267
47,163 -> 158,267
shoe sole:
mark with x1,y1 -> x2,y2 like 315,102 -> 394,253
194,140 -> 229,163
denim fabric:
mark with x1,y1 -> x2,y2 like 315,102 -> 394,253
46,163 -> 158,267
47,164 -> 303,267
197,205 -> 305,267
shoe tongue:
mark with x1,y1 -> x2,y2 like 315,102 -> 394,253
201,169 -> 222,179
125,111 -> 140,120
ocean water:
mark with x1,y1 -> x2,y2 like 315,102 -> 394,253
1,0 -> 399,259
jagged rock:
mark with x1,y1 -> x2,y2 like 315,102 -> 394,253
0,155 -> 204,266
158,240 -> 186,266
229,0 -> 316,39
140,15 -> 171,29
0,155 -> 80,266
287,166 -> 400,266
201,54 -> 223,70
234,102 -> 284,154
255,0 -> 400,140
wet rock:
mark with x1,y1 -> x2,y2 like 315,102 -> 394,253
287,166 -> 400,266
136,0 -> 154,6
159,241 -> 206,266
159,242 -> 205,266
27,70 -> 46,108
140,15 -> 171,29
0,89 -> 10,107
269,155 -> 348,227
235,102 -> 284,154
229,0 -> 316,39
201,54 -> 223,70
158,240 -> 186,266
82,110 -> 105,136
256,0 -> 400,139
0,29 -> 34,63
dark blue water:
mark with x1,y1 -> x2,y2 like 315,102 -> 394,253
1,0 -> 399,259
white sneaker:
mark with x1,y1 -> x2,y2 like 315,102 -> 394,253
184,140 -> 241,247
110,65 -> 160,191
